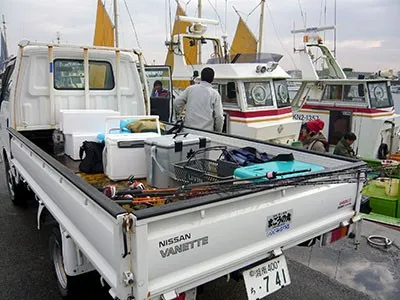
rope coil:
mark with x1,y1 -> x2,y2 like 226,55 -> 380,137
367,235 -> 393,249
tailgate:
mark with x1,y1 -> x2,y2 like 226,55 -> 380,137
131,182 -> 360,299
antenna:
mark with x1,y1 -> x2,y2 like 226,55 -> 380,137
232,5 -> 240,18
224,0 -> 228,34
333,0 -> 337,58
292,20 -> 296,53
198,0 -> 202,64
1,15 -> 8,57
2,15 -> 7,46
56,31 -> 61,44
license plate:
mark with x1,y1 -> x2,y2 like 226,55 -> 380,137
243,255 -> 291,300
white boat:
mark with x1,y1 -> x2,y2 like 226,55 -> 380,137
167,2 -> 302,144
291,26 -> 400,159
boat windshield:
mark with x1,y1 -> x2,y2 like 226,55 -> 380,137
368,82 -> 393,109
244,82 -> 273,108
273,79 -> 291,108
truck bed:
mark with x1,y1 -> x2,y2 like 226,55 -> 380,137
54,129 -> 366,216
8,126 -> 367,300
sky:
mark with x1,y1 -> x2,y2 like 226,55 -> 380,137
1,0 -> 399,73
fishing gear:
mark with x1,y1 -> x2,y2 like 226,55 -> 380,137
107,167 -> 367,206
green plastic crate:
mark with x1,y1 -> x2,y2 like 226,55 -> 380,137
363,181 -> 398,218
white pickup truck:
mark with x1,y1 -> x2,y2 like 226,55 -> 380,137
0,42 -> 366,300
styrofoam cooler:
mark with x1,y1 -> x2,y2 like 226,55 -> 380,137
64,133 -> 99,160
103,132 -> 160,180
60,109 -> 120,134
144,133 -> 211,188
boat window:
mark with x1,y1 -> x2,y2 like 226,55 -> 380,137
220,82 -> 239,107
368,82 -> 392,108
244,82 -> 273,107
54,59 -> 114,90
322,85 -> 343,101
273,79 -> 291,108
342,84 -> 366,102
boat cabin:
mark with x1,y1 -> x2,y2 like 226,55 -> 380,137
169,19 -> 301,144
292,42 -> 400,159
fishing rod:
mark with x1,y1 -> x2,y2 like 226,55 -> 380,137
110,167 -> 367,205
108,168 -> 314,199
113,175 -> 365,206
184,168 -> 312,188
102,168 -> 316,199
181,167 -> 367,191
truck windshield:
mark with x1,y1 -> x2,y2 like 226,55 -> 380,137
273,79 -> 290,108
244,82 -> 273,108
368,82 -> 392,108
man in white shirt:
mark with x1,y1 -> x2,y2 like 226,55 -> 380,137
174,67 -> 224,132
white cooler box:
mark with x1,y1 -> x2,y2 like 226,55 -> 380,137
60,109 -> 120,134
65,133 -> 99,160
104,132 -> 160,180
145,133 -> 211,188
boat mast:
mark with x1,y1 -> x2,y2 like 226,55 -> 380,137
258,0 -> 265,54
113,0 -> 120,47
198,0 -> 202,64
333,0 -> 337,58
2,14 -> 8,54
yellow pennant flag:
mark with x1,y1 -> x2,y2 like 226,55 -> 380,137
230,17 -> 257,58
93,0 -> 114,47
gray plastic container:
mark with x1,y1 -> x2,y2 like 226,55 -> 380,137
144,133 -> 210,188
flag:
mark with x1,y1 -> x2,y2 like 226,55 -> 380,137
0,30 -> 9,71
93,0 -> 114,47
230,17 -> 257,58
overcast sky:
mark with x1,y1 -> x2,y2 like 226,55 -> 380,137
1,0 -> 399,73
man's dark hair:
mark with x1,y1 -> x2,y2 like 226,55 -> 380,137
201,67 -> 215,83
344,132 -> 357,141
154,80 -> 162,87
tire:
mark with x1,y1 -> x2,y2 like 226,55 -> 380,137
49,227 -> 81,299
49,227 -> 100,299
3,154 -> 28,205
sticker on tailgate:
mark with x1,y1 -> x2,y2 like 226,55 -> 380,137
266,210 -> 293,237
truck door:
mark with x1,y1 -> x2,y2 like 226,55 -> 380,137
0,60 -> 16,154
143,65 -> 173,122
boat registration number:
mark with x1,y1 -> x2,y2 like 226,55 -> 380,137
243,255 -> 291,300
